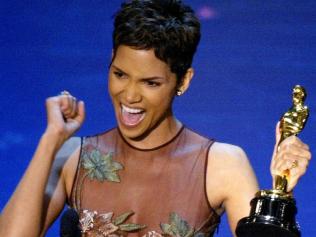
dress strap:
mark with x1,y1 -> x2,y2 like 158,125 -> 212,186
69,136 -> 84,211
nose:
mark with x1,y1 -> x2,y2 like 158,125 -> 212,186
124,82 -> 142,104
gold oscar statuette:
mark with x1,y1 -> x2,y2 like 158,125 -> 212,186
236,85 -> 309,237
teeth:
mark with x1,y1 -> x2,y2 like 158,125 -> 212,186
122,104 -> 143,114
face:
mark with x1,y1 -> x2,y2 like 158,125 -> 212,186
108,45 -> 179,141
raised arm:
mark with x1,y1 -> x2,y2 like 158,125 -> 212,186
0,93 -> 85,237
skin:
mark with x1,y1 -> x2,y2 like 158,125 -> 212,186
0,46 -> 311,237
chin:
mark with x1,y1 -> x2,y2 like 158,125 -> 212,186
118,124 -> 148,141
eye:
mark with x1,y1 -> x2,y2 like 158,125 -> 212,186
144,80 -> 161,87
113,71 -> 126,79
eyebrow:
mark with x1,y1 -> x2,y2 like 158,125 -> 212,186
112,64 -> 166,81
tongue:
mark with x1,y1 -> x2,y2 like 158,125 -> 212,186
122,110 -> 143,126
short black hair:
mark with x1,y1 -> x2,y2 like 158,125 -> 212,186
112,0 -> 201,85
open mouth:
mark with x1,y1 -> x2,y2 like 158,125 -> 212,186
120,104 -> 145,127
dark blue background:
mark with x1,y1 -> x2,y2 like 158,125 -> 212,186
1,1 -> 315,236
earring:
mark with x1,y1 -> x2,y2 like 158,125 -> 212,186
176,90 -> 182,96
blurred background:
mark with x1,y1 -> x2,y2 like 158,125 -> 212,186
1,0 -> 315,236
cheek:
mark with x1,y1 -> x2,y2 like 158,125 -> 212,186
146,88 -> 175,110
108,76 -> 120,98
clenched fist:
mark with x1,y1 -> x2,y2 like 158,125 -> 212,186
270,122 -> 312,192
44,91 -> 85,148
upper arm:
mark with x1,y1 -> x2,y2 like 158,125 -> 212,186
206,142 -> 259,236
39,137 -> 81,236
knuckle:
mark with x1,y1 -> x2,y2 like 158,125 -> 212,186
284,143 -> 292,151
298,160 -> 308,170
276,150 -> 285,158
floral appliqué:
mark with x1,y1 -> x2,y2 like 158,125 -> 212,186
160,212 -> 195,237
82,149 -> 123,182
80,210 -> 146,236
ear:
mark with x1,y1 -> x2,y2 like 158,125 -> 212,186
177,67 -> 194,94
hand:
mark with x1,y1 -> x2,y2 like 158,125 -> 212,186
270,122 -> 312,192
44,91 -> 85,147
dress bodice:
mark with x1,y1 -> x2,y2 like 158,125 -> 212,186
70,126 -> 220,237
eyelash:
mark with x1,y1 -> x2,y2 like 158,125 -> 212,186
113,71 -> 125,78
145,81 -> 160,87
113,71 -> 161,87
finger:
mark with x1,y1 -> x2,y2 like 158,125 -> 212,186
65,101 -> 85,133
272,122 -> 281,156
287,179 -> 299,192
278,141 -> 310,163
271,122 -> 282,172
278,145 -> 311,161
273,154 -> 295,173
275,121 -> 281,144
274,157 -> 309,176
293,137 -> 309,150
46,97 -> 65,123
280,135 -> 309,150
273,159 -> 293,175
290,136 -> 309,149
60,94 -> 76,119
274,152 -> 307,169
287,165 -> 308,192
60,95 -> 71,114
69,96 -> 78,118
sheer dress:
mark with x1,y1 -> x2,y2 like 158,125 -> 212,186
70,126 -> 220,237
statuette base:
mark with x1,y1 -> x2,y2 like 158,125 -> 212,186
236,190 -> 300,237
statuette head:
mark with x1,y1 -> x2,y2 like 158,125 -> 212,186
292,85 -> 306,105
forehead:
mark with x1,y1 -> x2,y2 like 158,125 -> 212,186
112,45 -> 172,77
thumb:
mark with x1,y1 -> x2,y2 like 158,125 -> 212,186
272,121 -> 281,163
65,101 -> 85,136
275,121 -> 281,145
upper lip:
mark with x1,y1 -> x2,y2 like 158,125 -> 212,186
121,104 -> 145,113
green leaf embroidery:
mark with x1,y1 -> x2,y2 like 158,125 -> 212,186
161,212 -> 194,237
119,223 -> 147,231
184,228 -> 195,237
160,223 -> 174,236
105,171 -> 121,183
82,149 -> 123,182
114,211 -> 134,225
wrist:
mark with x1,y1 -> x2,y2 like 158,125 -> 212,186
41,130 -> 66,152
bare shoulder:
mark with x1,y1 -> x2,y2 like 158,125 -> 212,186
206,142 -> 259,216
208,142 -> 255,175
209,142 -> 247,164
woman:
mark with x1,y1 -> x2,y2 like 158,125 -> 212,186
0,1 -> 311,236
